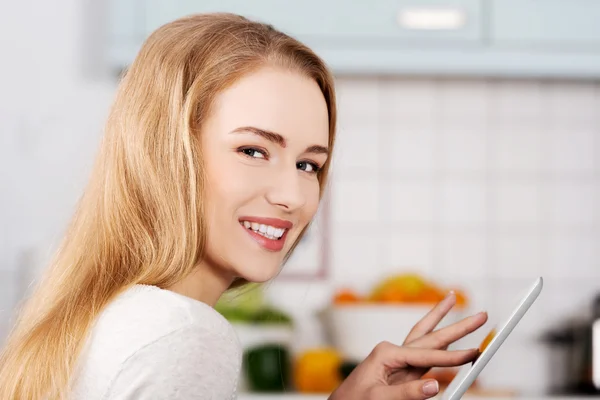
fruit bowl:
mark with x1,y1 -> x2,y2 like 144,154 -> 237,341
322,303 -> 465,362
322,273 -> 470,362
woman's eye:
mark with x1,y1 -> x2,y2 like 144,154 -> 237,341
297,161 -> 321,174
240,147 -> 266,159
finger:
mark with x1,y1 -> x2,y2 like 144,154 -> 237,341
370,342 -> 479,369
409,311 -> 488,350
372,379 -> 440,400
404,291 -> 456,344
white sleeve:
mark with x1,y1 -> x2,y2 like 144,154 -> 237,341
104,324 -> 241,400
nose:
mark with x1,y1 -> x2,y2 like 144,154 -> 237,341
265,169 -> 306,212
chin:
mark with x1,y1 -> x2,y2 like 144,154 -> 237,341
236,261 -> 282,283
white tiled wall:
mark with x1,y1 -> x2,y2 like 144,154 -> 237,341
268,77 -> 600,395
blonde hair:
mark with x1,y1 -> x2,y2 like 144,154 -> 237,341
0,13 -> 337,399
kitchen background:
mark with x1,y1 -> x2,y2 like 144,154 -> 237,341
1,0 -> 600,398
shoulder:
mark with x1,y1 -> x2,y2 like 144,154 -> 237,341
84,284 -> 240,363
70,285 -> 242,399
105,323 -> 242,399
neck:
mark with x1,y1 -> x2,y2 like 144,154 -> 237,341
165,261 -> 235,307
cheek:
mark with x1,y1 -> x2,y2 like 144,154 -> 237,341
205,168 -> 255,217
300,181 -> 322,221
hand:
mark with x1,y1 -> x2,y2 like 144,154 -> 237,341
329,292 -> 488,400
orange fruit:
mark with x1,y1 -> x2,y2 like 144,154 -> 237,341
380,288 -> 408,303
412,286 -> 445,304
333,289 -> 361,305
479,328 -> 496,353
370,273 -> 428,302
294,348 -> 342,393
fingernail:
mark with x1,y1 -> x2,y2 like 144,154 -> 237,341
423,380 -> 439,396
443,291 -> 455,302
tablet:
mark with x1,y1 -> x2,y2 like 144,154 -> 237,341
439,276 -> 544,400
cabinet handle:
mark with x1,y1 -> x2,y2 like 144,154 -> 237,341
397,8 -> 467,30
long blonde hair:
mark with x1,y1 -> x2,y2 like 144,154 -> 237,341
0,13 -> 337,399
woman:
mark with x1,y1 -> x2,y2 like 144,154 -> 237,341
0,13 -> 487,399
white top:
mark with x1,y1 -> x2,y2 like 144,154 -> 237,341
70,284 -> 242,399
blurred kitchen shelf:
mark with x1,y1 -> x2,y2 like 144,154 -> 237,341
108,0 -> 600,79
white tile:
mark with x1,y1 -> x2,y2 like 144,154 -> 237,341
440,179 -> 487,224
333,121 -> 379,172
543,181 -> 598,227
540,278 -> 600,326
439,125 -> 487,173
389,181 -> 434,223
331,233 -> 383,289
384,122 -> 436,174
331,179 -> 379,224
479,340 -> 551,395
547,233 -> 599,279
489,234 -> 542,279
545,81 -> 598,121
438,79 -> 488,119
491,182 -> 540,225
490,124 -> 542,172
438,233 -> 487,279
548,129 -> 595,173
460,280 -> 494,316
490,80 -> 543,120
334,77 -> 380,122
383,231 -> 434,275
380,78 -> 436,119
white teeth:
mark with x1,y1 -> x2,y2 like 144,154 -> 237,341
241,221 -> 287,240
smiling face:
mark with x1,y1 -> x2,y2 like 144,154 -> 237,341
200,66 -> 330,283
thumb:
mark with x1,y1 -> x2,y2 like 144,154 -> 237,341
373,379 -> 440,400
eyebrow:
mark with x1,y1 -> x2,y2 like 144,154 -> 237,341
231,126 -> 329,155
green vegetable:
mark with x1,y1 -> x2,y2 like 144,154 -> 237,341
243,344 -> 291,392
215,283 -> 265,314
215,308 -> 254,323
215,285 -> 293,325
251,307 -> 293,325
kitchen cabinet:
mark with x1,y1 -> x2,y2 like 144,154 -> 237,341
143,0 -> 483,44
490,0 -> 600,48
107,0 -> 600,79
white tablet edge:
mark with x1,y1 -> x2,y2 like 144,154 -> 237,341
439,276 -> 543,400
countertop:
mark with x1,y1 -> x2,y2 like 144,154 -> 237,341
239,395 -> 600,400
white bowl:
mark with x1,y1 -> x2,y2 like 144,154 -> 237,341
322,304 -> 465,362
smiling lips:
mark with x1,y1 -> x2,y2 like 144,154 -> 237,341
239,217 -> 293,252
